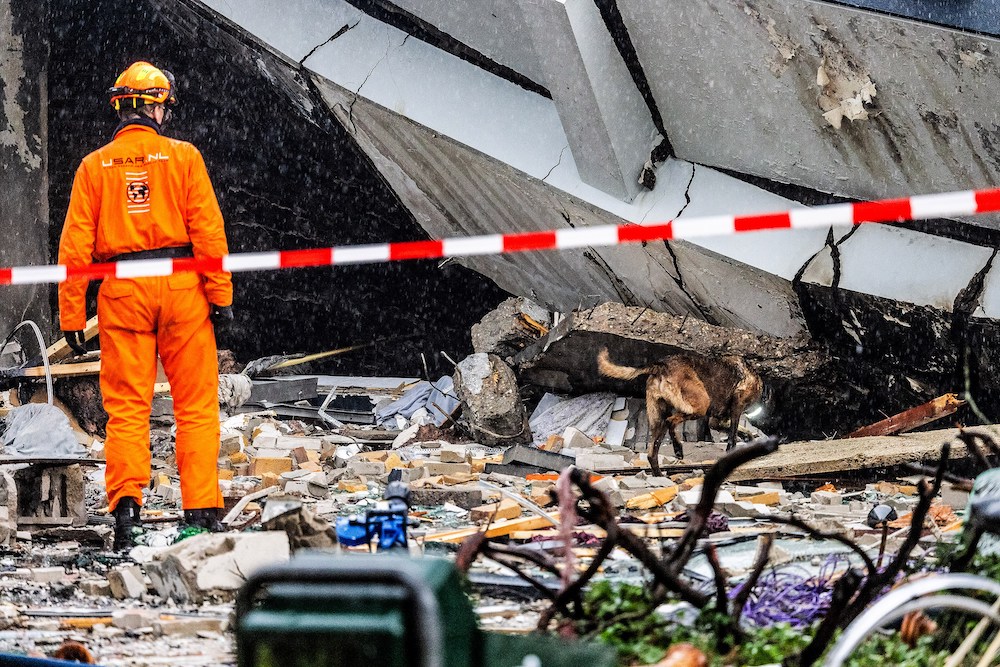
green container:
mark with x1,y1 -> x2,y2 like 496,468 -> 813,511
235,554 -> 616,667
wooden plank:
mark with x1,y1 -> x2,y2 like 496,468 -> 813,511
14,355 -> 168,384
11,361 -> 99,379
728,425 -> 993,482
624,486 -> 679,510
424,512 -> 561,543
848,393 -> 966,438
268,343 -> 370,371
17,361 -> 102,378
46,316 -> 100,363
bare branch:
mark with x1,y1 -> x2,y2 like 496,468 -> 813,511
705,544 -> 729,615
669,437 -> 779,571
571,467 -> 710,607
731,534 -> 774,627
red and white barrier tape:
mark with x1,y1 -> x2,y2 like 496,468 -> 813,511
4,187 -> 999,286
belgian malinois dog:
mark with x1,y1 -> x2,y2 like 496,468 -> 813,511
598,348 -> 763,475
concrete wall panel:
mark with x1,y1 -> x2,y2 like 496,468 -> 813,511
618,0 -> 1000,225
316,76 -> 808,337
0,0 -> 51,341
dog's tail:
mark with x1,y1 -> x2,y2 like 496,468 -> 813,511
597,348 -> 650,381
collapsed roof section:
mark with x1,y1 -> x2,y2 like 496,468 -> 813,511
184,0 -> 1000,416
190,0 -> 1000,312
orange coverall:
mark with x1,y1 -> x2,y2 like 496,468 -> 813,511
58,123 -> 232,512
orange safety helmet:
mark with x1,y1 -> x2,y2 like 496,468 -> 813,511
108,61 -> 178,110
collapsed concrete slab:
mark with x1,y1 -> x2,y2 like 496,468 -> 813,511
146,531 -> 290,604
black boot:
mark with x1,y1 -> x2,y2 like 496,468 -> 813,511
112,497 -> 142,551
183,508 -> 225,533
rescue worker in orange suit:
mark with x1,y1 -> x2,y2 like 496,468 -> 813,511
57,61 -> 233,550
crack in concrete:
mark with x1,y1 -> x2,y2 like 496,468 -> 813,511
674,163 -> 696,219
954,248 -> 998,316
345,32 -> 397,132
558,206 -> 573,227
299,20 -> 359,67
542,146 -> 568,182
231,218 -> 314,244
951,248 -> 998,421
652,162 -> 710,319
661,240 -> 712,321
637,161 -> 695,225
792,222 -> 860,285
582,249 -> 639,306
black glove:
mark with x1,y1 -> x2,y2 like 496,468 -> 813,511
64,331 -> 87,356
209,304 -> 234,329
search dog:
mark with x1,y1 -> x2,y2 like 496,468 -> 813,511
597,348 -> 763,474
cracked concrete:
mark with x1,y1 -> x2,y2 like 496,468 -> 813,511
299,21 -> 358,67
542,146 -> 568,183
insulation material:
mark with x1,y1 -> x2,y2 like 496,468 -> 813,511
528,392 -> 615,447
815,48 -> 877,129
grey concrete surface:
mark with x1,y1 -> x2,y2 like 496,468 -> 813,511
0,0 -> 52,340
618,0 -> 1000,223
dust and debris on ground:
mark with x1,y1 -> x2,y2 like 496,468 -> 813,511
0,297 -> 991,664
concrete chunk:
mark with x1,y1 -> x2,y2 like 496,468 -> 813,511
575,453 -> 628,470
112,609 -> 159,630
439,444 -> 469,463
409,485 -> 484,509
108,565 -> 146,599
501,444 -> 574,472
454,353 -> 530,446
80,579 -> 112,597
811,490 -> 843,505
147,531 -> 290,604
346,459 -> 385,477
154,617 -> 227,636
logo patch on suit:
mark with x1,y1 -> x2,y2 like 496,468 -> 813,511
125,171 -> 151,214
127,182 -> 150,203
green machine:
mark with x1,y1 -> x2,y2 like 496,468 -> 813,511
235,553 -> 618,667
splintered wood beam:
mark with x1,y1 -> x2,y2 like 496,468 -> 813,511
16,361 -> 102,378
13,357 -> 171,395
847,393 -> 966,438
46,316 -> 100,363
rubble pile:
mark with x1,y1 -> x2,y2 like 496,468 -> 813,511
0,297 -> 993,664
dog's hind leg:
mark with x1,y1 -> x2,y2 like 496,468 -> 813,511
668,416 -> 686,460
725,408 -> 740,451
646,398 -> 667,476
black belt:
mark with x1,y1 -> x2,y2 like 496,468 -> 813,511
106,245 -> 193,263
